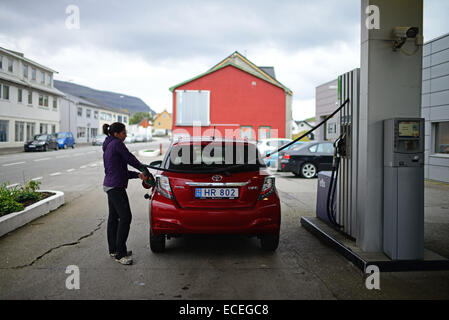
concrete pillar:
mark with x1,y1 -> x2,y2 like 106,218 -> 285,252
358,0 -> 423,252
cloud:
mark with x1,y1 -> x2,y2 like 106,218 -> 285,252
1,0 -> 448,118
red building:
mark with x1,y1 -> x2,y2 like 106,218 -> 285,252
169,52 -> 293,141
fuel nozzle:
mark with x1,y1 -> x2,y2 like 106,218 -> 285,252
140,167 -> 155,189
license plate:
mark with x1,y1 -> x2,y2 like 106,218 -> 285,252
195,188 -> 239,199
28,145 -> 35,148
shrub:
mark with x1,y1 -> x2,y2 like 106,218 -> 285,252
0,180 -> 42,217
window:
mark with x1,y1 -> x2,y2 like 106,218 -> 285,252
435,122 -> 449,154
240,126 -> 253,140
175,90 -> 210,126
23,64 -> 28,78
106,113 -> 112,121
118,115 -> 122,122
77,127 -> 86,138
39,94 -> 43,106
86,109 -> 91,118
317,143 -> 334,154
327,122 -> 337,134
26,122 -> 35,141
15,121 -> 25,142
309,144 -> 318,153
28,91 -> 33,105
40,123 -> 48,134
0,120 -> 9,142
94,111 -> 98,119
46,74 -> 51,86
77,107 -> 83,116
8,59 -> 13,72
18,88 -> 22,103
124,116 -> 127,123
53,97 -> 57,109
164,114 -> 167,118
44,95 -> 48,107
91,128 -> 98,137
40,72 -> 45,84
51,125 -> 56,134
258,127 -> 271,140
100,112 -> 106,120
0,56 -> 2,70
32,68 -> 36,80
2,85 -> 9,100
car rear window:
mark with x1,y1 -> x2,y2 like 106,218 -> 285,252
166,142 -> 266,172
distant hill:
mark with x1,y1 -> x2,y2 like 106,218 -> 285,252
54,80 -> 154,116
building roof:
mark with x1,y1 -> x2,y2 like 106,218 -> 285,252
138,118 -> 152,128
0,47 -> 59,73
54,80 -> 154,116
169,51 -> 292,95
154,110 -> 171,120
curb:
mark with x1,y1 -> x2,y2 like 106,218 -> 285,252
0,190 -> 65,238
138,149 -> 161,157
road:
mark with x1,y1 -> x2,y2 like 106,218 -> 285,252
0,138 -> 172,203
0,140 -> 448,300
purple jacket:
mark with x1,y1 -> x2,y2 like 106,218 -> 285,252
103,136 -> 143,188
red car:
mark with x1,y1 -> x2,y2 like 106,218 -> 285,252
147,138 -> 281,253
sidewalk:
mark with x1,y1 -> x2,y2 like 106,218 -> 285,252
0,143 -> 93,156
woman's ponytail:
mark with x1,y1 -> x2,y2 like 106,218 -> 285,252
103,123 -> 110,136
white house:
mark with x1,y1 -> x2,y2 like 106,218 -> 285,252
59,93 -> 131,143
0,47 -> 64,148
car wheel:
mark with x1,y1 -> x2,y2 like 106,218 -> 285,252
149,228 -> 166,253
300,163 -> 317,179
260,232 -> 279,251
72,144 -> 75,149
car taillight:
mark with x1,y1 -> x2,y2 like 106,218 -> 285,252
284,154 -> 290,159
156,175 -> 174,199
258,176 -> 275,200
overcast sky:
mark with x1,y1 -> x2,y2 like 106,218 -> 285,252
1,0 -> 448,120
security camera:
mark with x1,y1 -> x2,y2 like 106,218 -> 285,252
392,26 -> 420,51
393,26 -> 419,39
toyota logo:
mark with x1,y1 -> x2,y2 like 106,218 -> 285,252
212,175 -> 223,182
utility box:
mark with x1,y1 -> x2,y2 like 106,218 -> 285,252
383,118 -> 424,260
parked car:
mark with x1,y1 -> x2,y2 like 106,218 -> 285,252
135,134 -> 147,142
24,134 -> 58,152
56,131 -> 75,149
279,141 -> 335,178
264,141 -> 305,170
148,138 -> 281,253
257,138 -> 293,157
92,134 -> 107,146
124,133 -> 136,144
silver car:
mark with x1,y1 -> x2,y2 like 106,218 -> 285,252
92,134 -> 107,146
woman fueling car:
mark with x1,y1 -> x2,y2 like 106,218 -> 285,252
102,122 -> 155,265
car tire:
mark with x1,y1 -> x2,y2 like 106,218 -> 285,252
72,145 -> 75,149
149,228 -> 166,253
260,233 -> 279,251
300,162 -> 317,179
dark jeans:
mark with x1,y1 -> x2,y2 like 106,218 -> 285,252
106,188 -> 132,259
